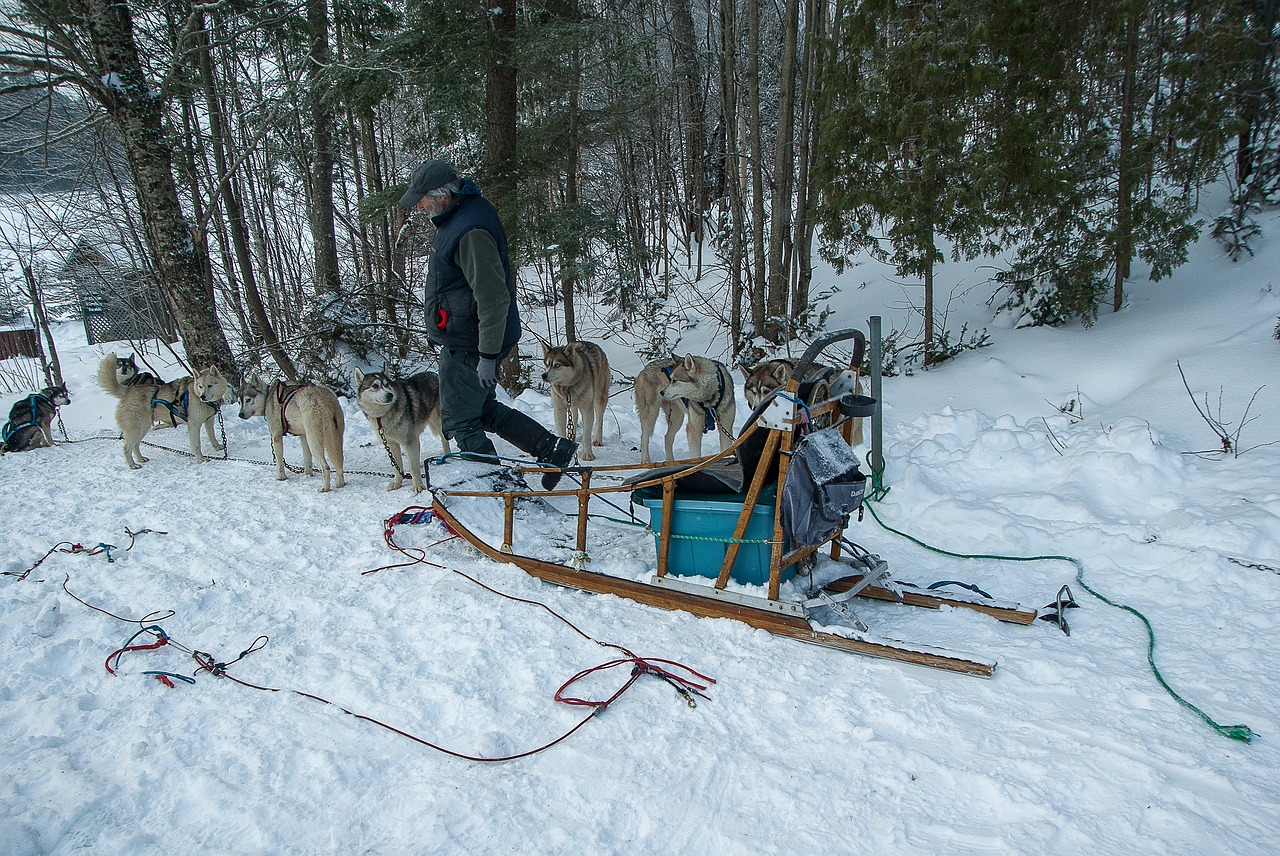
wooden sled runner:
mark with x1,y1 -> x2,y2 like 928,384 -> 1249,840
431,328 -> 1036,677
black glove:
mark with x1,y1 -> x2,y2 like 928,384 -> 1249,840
477,356 -> 499,388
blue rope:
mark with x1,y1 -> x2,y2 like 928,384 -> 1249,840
927,580 -> 992,599
141,671 -> 196,685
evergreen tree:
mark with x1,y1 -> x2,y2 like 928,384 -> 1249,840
815,0 -> 1000,364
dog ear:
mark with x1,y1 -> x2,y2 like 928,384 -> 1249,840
542,342 -> 551,357
772,363 -> 791,385
738,364 -> 751,380
682,354 -> 697,372
354,368 -> 365,383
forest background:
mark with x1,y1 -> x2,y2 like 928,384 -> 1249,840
0,0 -> 1277,386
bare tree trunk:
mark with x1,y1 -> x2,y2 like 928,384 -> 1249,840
923,221 -> 936,366
747,0 -> 767,338
485,1 -> 519,219
668,0 -> 707,258
23,264 -> 62,387
308,0 -> 342,295
765,0 -> 801,341
483,1 -> 520,386
792,0 -> 828,319
84,0 -> 235,376
197,13 -> 297,380
721,0 -> 745,351
561,40 -> 582,343
1114,2 -> 1140,313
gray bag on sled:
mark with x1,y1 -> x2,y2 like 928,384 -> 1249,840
781,428 -> 866,547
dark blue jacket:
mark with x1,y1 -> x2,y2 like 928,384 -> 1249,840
425,180 -> 520,356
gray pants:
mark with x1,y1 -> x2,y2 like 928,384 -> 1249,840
438,347 -> 560,463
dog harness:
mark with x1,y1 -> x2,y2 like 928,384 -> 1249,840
663,363 -> 728,434
152,388 -> 220,427
152,390 -> 189,427
274,382 -> 306,435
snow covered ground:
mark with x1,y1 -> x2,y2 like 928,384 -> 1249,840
2,210 -> 1279,855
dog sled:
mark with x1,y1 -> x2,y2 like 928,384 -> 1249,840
428,328 -> 1037,677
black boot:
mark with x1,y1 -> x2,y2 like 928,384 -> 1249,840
495,409 -> 578,490
534,435 -> 578,490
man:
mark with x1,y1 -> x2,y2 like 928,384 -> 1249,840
399,159 -> 577,489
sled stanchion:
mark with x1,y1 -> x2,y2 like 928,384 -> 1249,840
869,315 -> 886,497
502,497 -> 515,553
657,479 -> 675,578
717,428 -> 780,591
576,470 -> 591,554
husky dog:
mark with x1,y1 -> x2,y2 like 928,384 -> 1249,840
661,354 -> 737,460
98,355 -> 229,469
634,357 -> 683,464
741,358 -> 865,444
112,353 -> 165,387
354,368 -> 449,493
238,377 -> 345,492
1,384 -> 71,454
541,341 -> 610,461
635,354 -> 737,464
741,359 -> 835,409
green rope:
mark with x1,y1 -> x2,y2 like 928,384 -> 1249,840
667,532 -> 772,545
864,500 -> 1254,744
866,450 -> 889,501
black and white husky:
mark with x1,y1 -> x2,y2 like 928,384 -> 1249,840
112,353 -> 165,387
1,384 -> 71,454
354,368 -> 449,493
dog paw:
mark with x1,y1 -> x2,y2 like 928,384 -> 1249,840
387,481 -> 403,492
129,463 -> 142,470
317,486 -> 330,493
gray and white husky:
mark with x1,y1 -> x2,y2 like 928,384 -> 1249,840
238,377 -> 345,492
1,383 -> 71,454
98,354 -> 229,469
635,354 -> 737,464
740,358 -> 864,444
541,340 -> 610,461
354,368 -> 449,493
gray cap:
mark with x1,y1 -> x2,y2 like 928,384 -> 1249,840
398,159 -> 458,208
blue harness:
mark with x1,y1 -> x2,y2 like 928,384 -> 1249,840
152,390 -> 190,426
663,363 -> 727,434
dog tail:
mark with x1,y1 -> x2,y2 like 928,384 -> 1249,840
98,353 -> 126,399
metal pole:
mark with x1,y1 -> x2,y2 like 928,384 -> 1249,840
869,315 -> 885,484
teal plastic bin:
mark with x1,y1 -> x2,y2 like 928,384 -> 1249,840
633,484 -> 795,587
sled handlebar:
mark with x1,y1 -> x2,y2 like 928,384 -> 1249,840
793,328 -> 865,381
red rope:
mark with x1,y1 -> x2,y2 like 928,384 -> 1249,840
104,636 -> 167,675
350,505 -> 718,760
